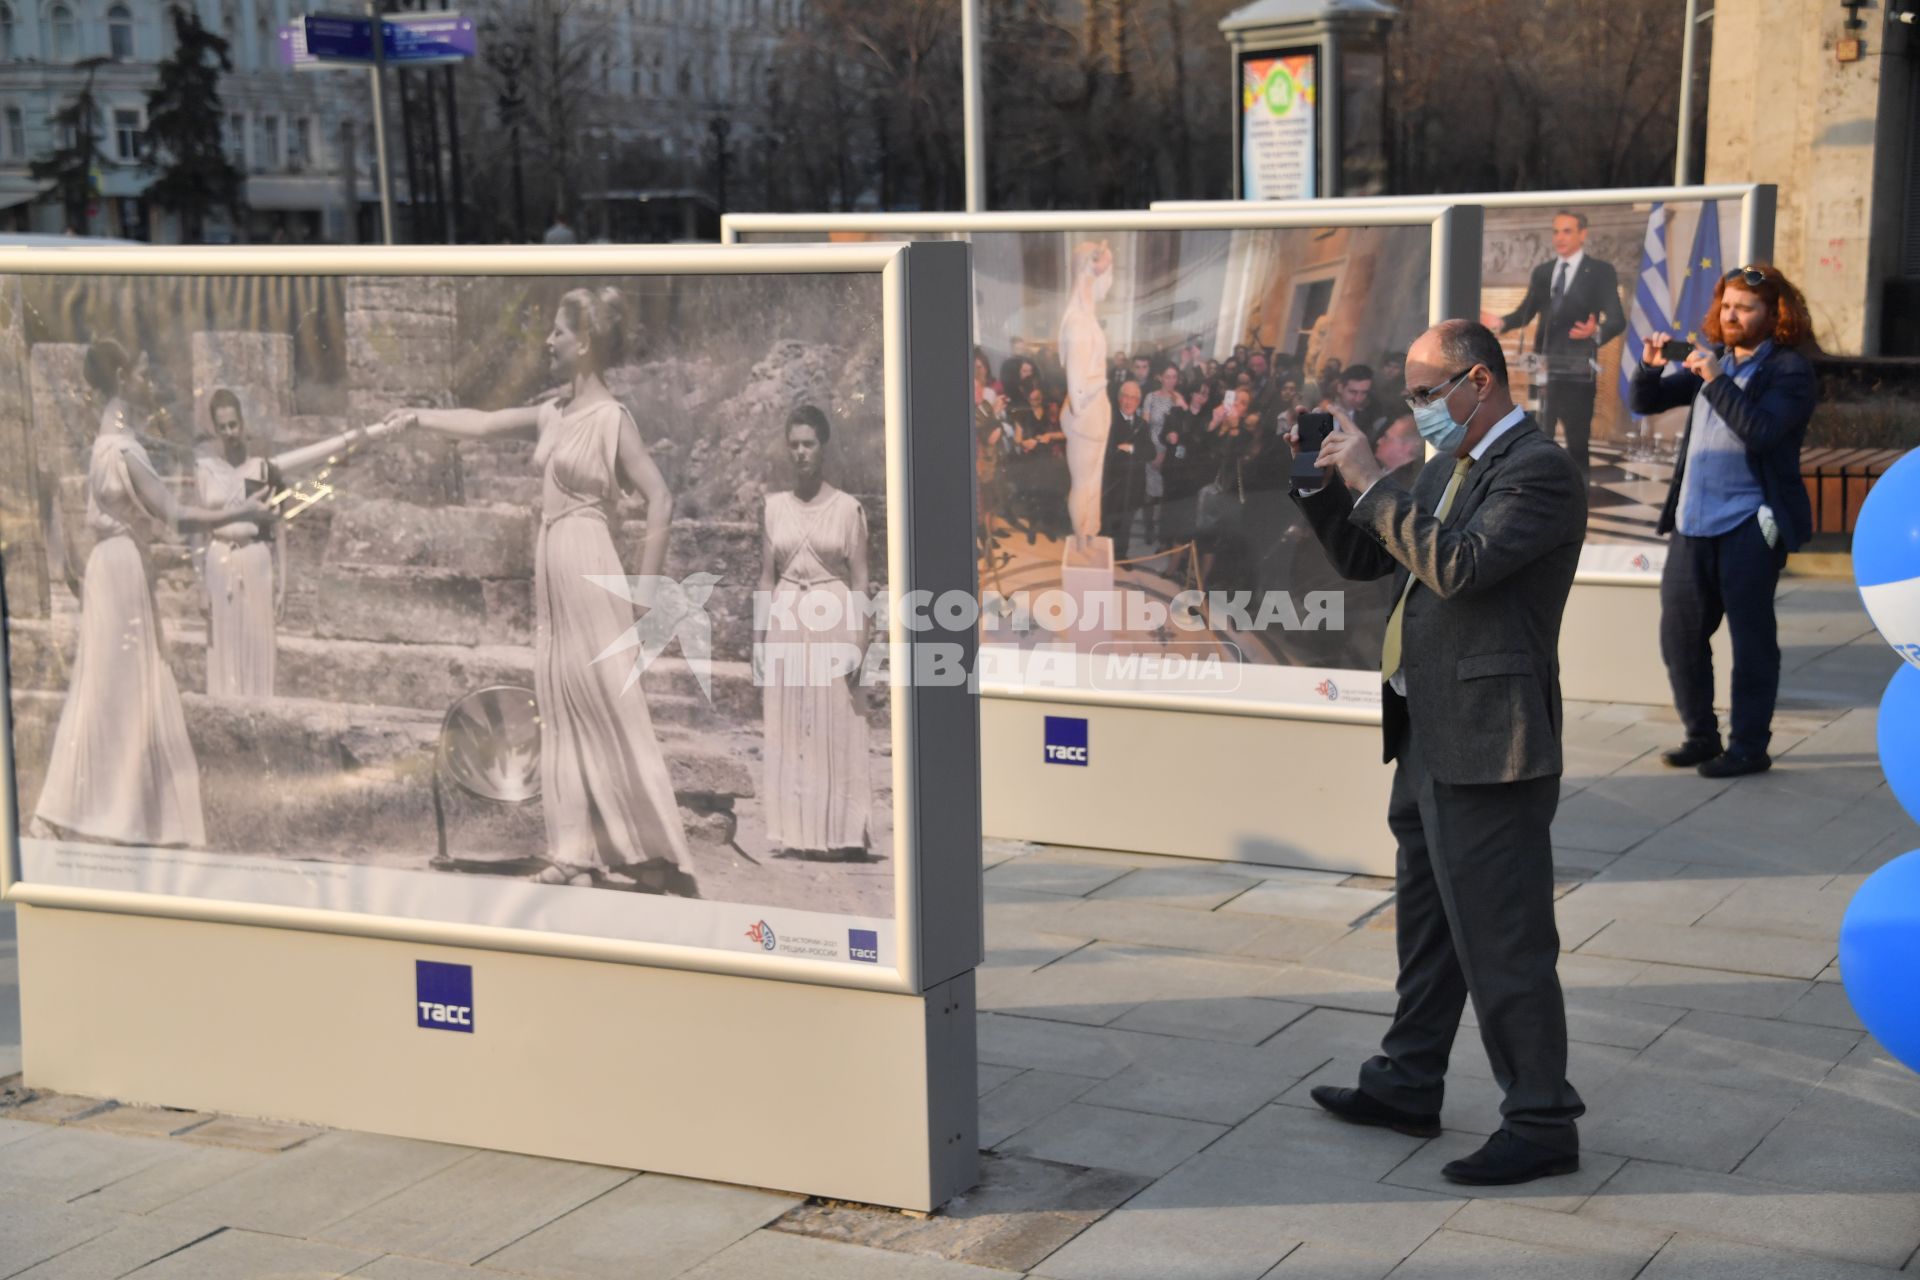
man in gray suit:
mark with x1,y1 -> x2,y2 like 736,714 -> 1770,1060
1291,319 -> 1589,1186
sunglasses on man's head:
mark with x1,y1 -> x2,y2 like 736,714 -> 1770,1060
1723,266 -> 1769,287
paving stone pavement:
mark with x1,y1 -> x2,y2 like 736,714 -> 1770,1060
3,578 -> 1920,1277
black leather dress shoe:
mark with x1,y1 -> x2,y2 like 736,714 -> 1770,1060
1308,1085 -> 1440,1139
1697,752 -> 1771,779
1441,1130 -> 1580,1185
1661,738 -> 1723,768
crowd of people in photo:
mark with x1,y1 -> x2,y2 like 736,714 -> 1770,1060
972,332 -> 1425,593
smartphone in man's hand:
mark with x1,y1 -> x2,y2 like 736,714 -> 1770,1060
1659,339 -> 1697,364
1292,411 -> 1337,487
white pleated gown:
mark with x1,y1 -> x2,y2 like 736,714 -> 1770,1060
36,410 -> 207,847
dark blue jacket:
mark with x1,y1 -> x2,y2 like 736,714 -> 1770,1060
1628,346 -> 1818,552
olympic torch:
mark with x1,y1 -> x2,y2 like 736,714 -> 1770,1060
252,418 -> 414,521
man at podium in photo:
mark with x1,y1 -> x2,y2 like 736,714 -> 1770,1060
1485,210 -> 1625,477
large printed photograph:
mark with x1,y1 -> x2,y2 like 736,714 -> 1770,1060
1477,198 -> 1744,575
746,222 -> 1435,708
0,267 -> 901,969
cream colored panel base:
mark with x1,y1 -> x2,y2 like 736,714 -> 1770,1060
16,907 -> 977,1212
1560,582 -> 1731,708
981,698 -> 1395,876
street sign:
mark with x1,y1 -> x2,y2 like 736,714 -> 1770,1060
383,12 -> 477,66
290,12 -> 476,67
277,23 -> 318,70
302,13 -> 377,63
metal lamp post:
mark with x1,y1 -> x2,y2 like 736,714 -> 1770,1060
483,20 -> 532,242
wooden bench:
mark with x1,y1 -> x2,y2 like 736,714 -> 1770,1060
1800,448 -> 1906,535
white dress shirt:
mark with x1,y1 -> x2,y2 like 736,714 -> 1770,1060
1553,250 -> 1584,298
1382,405 -> 1526,694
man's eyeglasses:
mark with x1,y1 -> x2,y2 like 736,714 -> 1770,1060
1723,266 -> 1769,287
1403,367 -> 1473,409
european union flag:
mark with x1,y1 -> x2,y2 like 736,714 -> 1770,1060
1673,201 -> 1723,350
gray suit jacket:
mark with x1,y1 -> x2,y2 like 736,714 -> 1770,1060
1295,417 -> 1587,785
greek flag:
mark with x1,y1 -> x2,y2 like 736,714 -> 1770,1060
1619,202 -> 1674,416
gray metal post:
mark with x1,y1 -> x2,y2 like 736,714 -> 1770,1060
962,0 -> 986,211
1675,0 -> 1699,186
368,2 -> 396,244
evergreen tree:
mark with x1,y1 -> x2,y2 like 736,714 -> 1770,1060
142,4 -> 244,242
31,57 -> 109,234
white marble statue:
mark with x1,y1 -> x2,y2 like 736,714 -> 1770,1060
1059,241 -> 1115,551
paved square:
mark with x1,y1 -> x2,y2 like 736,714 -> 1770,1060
2,579 -> 1916,1278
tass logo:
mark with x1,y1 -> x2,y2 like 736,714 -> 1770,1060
1316,679 -> 1340,702
849,929 -> 879,963
416,960 -> 473,1033
746,920 -> 777,951
1043,715 -> 1088,765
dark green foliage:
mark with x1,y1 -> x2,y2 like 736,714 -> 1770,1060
143,4 -> 245,242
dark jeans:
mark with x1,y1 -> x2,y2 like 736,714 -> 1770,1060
1359,714 -> 1584,1152
1660,515 -> 1786,759
1541,375 -> 1596,476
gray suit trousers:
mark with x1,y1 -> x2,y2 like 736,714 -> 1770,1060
1358,710 -> 1585,1152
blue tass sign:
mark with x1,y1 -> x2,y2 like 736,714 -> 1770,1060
415,960 -> 474,1032
1044,716 -> 1089,766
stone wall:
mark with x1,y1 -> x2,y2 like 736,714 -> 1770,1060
1706,1 -> 1917,354
345,278 -> 457,419
0,278 -> 48,617
27,344 -> 94,478
342,279 -> 465,505
191,331 -> 295,446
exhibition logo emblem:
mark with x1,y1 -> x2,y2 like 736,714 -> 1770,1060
586,573 -> 723,702
1631,554 -> 1652,571
1316,679 -> 1340,702
849,929 -> 879,963
1263,66 -> 1297,117
1043,715 -> 1089,766
746,920 -> 778,951
415,960 -> 474,1033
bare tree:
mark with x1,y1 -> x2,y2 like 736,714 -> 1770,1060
469,0 -> 612,225
439,0 -> 1701,231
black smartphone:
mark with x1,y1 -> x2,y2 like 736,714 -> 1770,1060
1291,411 -> 1336,487
1659,339 -> 1697,363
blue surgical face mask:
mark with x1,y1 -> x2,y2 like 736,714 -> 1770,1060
1411,371 -> 1474,454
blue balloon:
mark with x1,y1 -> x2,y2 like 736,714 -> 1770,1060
1854,448 -> 1920,668
1841,850 -> 1920,1076
1884,664 -> 1920,827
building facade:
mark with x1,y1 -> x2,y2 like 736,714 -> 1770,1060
0,0 -> 806,243
1707,0 -> 1918,355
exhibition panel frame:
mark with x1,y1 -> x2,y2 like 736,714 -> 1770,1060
724,206 -> 1484,874
1151,186 -> 1778,290
1153,187 -> 1777,706
0,241 -> 982,1209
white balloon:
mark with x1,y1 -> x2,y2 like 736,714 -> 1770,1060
1861,576 -> 1920,670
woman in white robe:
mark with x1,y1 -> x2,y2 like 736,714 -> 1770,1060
36,341 -> 272,847
757,406 -> 874,858
393,289 -> 696,896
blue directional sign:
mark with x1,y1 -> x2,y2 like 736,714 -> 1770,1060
301,13 -> 376,63
294,12 -> 477,68
384,12 -> 477,65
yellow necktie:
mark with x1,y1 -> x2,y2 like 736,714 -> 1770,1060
1380,457 -> 1471,683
